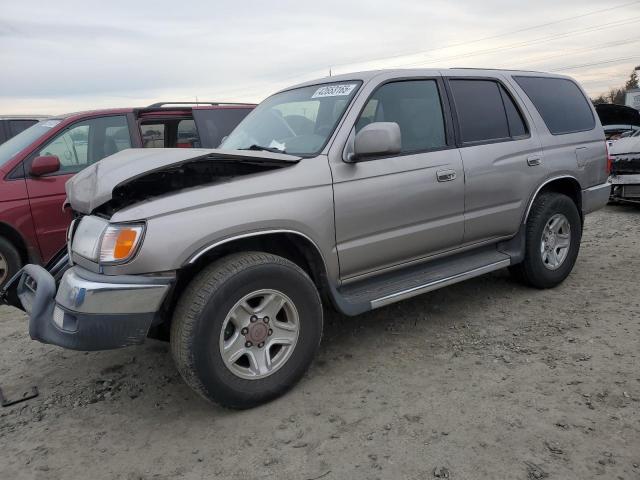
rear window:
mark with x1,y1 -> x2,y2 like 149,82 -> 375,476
514,76 -> 595,135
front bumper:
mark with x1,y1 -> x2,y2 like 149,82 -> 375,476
581,182 -> 611,214
16,264 -> 173,351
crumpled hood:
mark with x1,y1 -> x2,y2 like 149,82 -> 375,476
65,148 -> 300,214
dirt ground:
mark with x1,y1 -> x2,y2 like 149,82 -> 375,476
1,205 -> 639,480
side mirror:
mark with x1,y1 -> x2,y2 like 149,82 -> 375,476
30,155 -> 60,177
349,122 -> 401,162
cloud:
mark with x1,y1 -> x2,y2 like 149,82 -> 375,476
1,0 -> 639,113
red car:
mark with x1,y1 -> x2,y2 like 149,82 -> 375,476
0,102 -> 254,286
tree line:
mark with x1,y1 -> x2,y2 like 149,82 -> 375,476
591,69 -> 639,105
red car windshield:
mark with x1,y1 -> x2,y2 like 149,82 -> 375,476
0,119 -> 61,168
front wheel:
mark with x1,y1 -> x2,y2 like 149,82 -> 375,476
170,252 -> 323,409
0,236 -> 21,288
509,192 -> 582,289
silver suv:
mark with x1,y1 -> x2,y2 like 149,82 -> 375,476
10,69 -> 610,408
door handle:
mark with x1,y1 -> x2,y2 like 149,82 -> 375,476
436,169 -> 457,182
527,155 -> 542,167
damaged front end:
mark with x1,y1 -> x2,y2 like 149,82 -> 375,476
66,148 -> 301,215
96,156 -> 291,217
1,246 -> 70,310
2,147 -> 302,350
610,154 -> 640,204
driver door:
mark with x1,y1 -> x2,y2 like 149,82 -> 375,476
331,78 -> 465,280
25,115 -> 131,262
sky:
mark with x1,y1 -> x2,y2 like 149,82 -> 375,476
1,0 -> 640,114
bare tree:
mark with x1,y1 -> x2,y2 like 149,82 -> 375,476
591,69 -> 638,105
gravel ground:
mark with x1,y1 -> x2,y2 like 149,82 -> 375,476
1,205 -> 639,480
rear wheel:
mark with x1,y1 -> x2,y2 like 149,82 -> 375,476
509,192 -> 581,289
171,252 -> 323,409
0,236 -> 21,288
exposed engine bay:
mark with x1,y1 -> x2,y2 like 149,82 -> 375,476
95,157 -> 290,217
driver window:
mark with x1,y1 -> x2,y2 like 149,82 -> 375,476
355,80 -> 446,153
36,115 -> 131,175
38,125 -> 89,172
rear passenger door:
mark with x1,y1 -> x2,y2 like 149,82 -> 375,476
513,76 -> 607,188
446,77 -> 543,244
331,78 -> 465,279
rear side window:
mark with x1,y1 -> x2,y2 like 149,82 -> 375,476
193,108 -> 253,148
139,118 -> 205,148
500,87 -> 528,137
514,76 -> 595,135
177,119 -> 200,148
450,79 -> 529,144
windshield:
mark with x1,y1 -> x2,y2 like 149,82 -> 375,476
221,81 -> 362,156
0,119 -> 61,169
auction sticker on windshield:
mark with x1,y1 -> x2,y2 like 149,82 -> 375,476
312,84 -> 357,98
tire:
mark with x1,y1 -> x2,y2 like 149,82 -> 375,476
0,236 -> 21,288
170,252 -> 323,409
509,192 -> 582,289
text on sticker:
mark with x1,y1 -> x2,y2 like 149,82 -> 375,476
312,84 -> 357,98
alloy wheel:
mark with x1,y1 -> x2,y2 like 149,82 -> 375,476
219,289 -> 300,380
540,213 -> 571,270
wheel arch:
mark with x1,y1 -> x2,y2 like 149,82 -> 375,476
523,176 -> 583,225
172,230 -> 333,312
0,221 -> 30,264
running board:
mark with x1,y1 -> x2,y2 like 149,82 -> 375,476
332,247 -> 512,315
370,259 -> 509,308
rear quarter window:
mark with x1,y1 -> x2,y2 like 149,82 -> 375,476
514,76 -> 595,135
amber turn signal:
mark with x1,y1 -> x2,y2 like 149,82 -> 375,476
99,224 -> 145,264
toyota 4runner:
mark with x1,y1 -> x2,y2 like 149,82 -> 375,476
7,69 -> 610,409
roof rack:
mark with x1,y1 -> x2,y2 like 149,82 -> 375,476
451,67 -> 543,73
146,102 -> 252,108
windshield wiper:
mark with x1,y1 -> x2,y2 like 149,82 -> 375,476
239,144 -> 287,154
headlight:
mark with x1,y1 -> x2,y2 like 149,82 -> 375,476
71,216 -> 145,265
99,224 -> 145,264
71,216 -> 109,261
